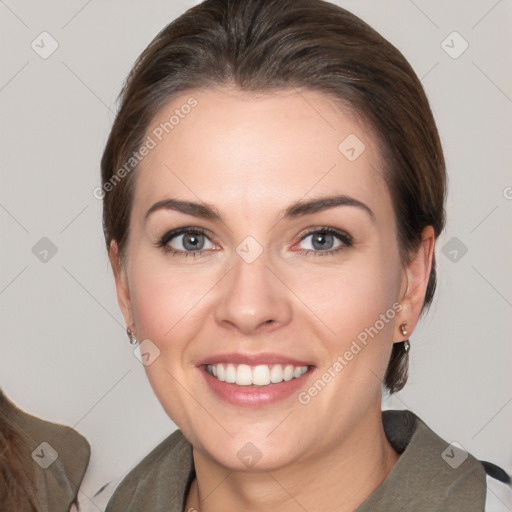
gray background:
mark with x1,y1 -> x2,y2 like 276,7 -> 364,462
1,0 -> 511,509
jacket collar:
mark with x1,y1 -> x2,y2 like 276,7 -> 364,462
355,410 -> 486,511
106,409 -> 487,511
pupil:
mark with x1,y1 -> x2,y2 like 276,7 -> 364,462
184,233 -> 203,251
313,233 -> 333,250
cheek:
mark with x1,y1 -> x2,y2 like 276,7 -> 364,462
293,254 -> 400,336
129,258 -> 210,340
126,259 -> 214,424
127,259 -> 218,392
290,248 -> 401,386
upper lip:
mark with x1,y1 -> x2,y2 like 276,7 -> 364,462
196,352 -> 313,367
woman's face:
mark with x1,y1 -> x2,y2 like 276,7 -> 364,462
112,87 -> 428,471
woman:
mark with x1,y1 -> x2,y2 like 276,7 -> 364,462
100,0 -> 509,510
0,389 -> 90,512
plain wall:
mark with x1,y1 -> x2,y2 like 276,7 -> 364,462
1,0 -> 511,507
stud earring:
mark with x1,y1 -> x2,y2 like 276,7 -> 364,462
127,328 -> 138,345
400,322 -> 410,352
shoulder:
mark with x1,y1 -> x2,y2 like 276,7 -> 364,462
105,429 -> 194,512
14,406 -> 90,466
357,409 -> 509,512
9,399 -> 90,512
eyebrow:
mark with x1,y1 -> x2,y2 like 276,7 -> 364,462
144,194 -> 375,224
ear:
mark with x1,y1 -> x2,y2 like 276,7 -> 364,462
109,240 -> 134,330
394,226 -> 436,342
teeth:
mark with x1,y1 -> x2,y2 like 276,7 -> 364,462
270,364 -> 283,383
236,364 -> 253,385
293,366 -> 304,378
206,363 -> 309,386
283,364 -> 294,381
216,363 -> 226,382
253,365 -> 271,386
225,363 -> 236,383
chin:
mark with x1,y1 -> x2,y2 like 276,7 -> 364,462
199,437 -> 305,473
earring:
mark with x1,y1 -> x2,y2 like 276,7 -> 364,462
126,328 -> 138,345
400,322 -> 410,352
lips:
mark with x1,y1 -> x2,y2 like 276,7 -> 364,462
197,352 -> 312,367
198,352 -> 314,406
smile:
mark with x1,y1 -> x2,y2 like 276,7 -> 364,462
205,363 -> 309,386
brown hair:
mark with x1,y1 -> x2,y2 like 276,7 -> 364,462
0,390 -> 39,512
101,0 -> 446,393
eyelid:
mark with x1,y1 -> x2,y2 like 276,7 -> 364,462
295,226 -> 353,244
158,227 -> 218,254
157,225 -> 353,257
159,226 -> 211,245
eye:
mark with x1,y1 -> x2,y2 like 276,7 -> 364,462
296,227 -> 352,256
158,227 -> 217,256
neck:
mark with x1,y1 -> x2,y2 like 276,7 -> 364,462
186,406 -> 399,512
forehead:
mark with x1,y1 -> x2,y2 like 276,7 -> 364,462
133,87 -> 389,219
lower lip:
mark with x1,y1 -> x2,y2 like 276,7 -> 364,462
200,367 -> 313,407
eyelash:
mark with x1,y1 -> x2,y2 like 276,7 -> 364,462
298,227 -> 353,257
156,226 -> 353,258
157,227 -> 212,259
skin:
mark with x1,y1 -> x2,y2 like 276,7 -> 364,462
110,86 -> 435,512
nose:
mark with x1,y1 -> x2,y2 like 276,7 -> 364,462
214,249 -> 292,335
